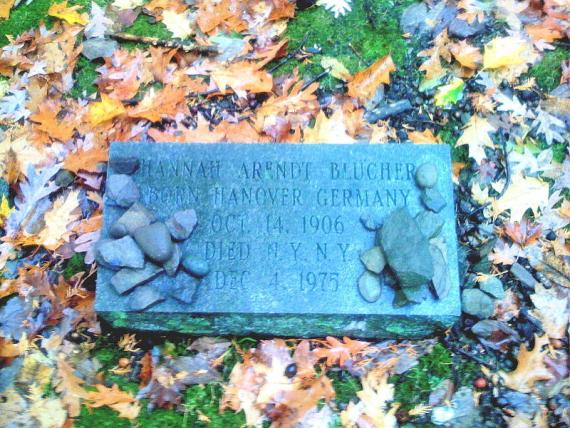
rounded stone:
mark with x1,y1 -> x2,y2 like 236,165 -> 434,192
415,163 -> 438,188
182,255 -> 210,278
106,174 -> 140,208
109,222 -> 129,239
133,222 -> 174,264
358,271 -> 382,303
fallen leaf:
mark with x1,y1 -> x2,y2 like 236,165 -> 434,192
483,36 -> 531,69
36,190 -> 81,251
64,146 -> 108,173
492,174 -> 549,222
347,55 -> 395,103
434,78 -> 464,107
127,85 -> 188,122
48,1 -> 88,26
0,0 -> 14,20
450,40 -> 482,69
530,284 -> 568,339
88,94 -> 126,125
504,218 -> 542,247
162,10 -> 193,39
408,128 -> 441,144
314,336 -> 369,367
499,335 -> 553,392
86,384 -> 140,419
210,61 -> 273,98
320,56 -> 351,81
304,110 -> 356,143
456,115 -> 496,164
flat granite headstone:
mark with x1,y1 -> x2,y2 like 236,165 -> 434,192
96,142 -> 461,338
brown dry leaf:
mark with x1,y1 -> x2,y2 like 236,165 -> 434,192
450,40 -> 482,69
499,335 -> 553,392
408,128 -> 441,144
0,335 -> 28,357
55,355 -> 89,417
503,218 -> 542,247
65,146 -> 108,173
255,75 -> 319,140
314,336 -> 370,367
29,101 -> 77,144
347,55 -> 395,103
530,284 -> 568,339
86,384 -> 140,419
36,190 -> 81,251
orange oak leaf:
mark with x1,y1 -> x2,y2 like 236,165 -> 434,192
450,40 -> 482,69
499,335 -> 553,392
408,128 -> 442,144
347,55 -> 395,103
86,384 -> 140,419
128,85 -> 189,122
210,61 -> 273,97
64,146 -> 108,173
29,102 -> 76,143
314,336 -> 370,367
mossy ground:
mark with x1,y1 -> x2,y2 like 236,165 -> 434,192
279,0 -> 416,89
530,46 -> 570,92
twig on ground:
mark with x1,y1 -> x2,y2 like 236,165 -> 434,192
301,70 -> 328,91
110,33 -> 218,55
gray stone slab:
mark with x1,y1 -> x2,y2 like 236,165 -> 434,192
96,142 -> 461,338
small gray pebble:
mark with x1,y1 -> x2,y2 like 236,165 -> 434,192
182,255 -> 210,278
415,163 -> 438,188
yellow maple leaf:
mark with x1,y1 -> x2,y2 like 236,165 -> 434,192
0,0 -> 15,20
162,10 -> 194,39
456,115 -> 496,164
88,94 -> 126,126
483,36 -> 529,69
499,335 -> 553,393
321,56 -> 351,81
36,190 -> 80,251
48,1 -> 88,26
0,195 -> 13,226
304,110 -> 355,144
492,173 -> 549,222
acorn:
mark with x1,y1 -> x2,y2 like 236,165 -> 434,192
473,377 -> 487,389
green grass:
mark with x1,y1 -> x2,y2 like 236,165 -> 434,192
279,0 -> 415,89
330,371 -> 362,405
63,253 -> 86,279
530,46 -> 570,92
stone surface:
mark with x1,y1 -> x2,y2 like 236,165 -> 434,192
415,163 -> 438,188
358,271 -> 382,303
164,244 -> 181,277
96,142 -> 461,338
110,202 -> 156,238
109,156 -> 140,175
479,276 -> 505,299
421,188 -> 447,213
106,174 -> 140,208
510,263 -> 538,290
166,209 -> 198,241
448,17 -> 486,38
181,255 -> 210,278
111,263 -> 163,294
360,246 -> 386,274
95,236 -> 144,269
379,208 -> 434,288
82,38 -> 119,60
416,211 -> 444,239
462,289 -> 495,319
129,286 -> 164,311
400,2 -> 428,34
133,222 -> 174,263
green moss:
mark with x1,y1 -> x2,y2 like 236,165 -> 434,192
63,253 -> 86,279
70,56 -> 100,98
279,0 -> 415,89
330,371 -> 361,404
0,0 -> 53,46
530,46 -> 570,92
183,384 -> 246,428
439,120 -> 468,163
121,14 -> 173,50
392,343 -> 452,410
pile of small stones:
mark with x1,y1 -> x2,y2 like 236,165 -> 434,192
95,157 -> 209,311
358,162 -> 449,306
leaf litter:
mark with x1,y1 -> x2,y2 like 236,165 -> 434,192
0,0 -> 568,426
